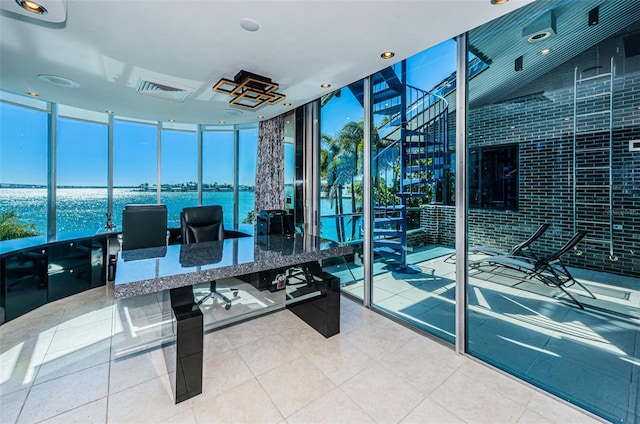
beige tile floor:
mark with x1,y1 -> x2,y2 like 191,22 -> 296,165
0,286 -> 602,424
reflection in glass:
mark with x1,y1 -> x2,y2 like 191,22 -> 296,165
466,2 -> 640,422
367,40 -> 457,344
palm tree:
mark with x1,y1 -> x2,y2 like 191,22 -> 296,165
336,121 -> 364,237
321,133 -> 346,241
0,211 -> 39,241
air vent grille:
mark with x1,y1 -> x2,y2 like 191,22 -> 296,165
135,77 -> 193,103
630,140 -> 640,152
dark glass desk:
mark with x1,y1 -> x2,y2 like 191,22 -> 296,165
113,234 -> 352,403
114,234 -> 351,299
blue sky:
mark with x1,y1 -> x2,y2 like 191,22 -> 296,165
1,39 -> 456,188
0,106 -> 256,187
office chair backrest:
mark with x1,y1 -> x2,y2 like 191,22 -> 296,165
122,204 -> 168,250
181,205 -> 225,243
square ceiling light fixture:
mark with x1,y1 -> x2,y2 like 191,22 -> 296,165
213,70 -> 285,110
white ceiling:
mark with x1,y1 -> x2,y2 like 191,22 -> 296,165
0,0 -> 534,124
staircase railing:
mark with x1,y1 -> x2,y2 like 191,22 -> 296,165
372,81 -> 449,272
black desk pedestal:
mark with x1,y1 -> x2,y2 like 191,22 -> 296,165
163,287 -> 203,404
286,262 -> 340,338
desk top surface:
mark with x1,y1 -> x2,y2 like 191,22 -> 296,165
114,234 -> 352,298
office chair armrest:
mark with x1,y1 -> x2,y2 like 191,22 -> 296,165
224,230 -> 252,239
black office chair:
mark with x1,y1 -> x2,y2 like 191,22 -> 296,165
180,205 -> 237,309
121,204 -> 168,250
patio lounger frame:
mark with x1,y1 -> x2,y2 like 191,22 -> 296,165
445,223 -> 549,263
470,230 -> 596,309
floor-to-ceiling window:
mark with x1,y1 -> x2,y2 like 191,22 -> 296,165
56,108 -> 108,233
160,124 -> 197,226
465,1 -> 640,422
0,95 -> 48,237
319,80 -> 366,301
368,40 -> 458,344
238,124 -> 258,232
112,119 -> 158,227
203,126 -> 235,229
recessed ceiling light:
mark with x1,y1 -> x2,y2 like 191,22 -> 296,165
219,120 -> 225,124
168,119 -> 175,122
563,117 -> 571,121
321,83 -> 331,88
16,0 -> 47,14
528,32 -> 551,42
491,0 -> 509,4
239,18 -> 260,32
106,110 -> 113,114
283,102 -> 292,106
381,51 -> 395,59
38,74 -> 80,88
257,115 -> 264,119
541,48 -> 551,55
27,90 -> 38,96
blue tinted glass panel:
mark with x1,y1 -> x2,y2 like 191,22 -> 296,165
238,126 -> 258,229
161,129 -> 197,227
0,102 -> 48,236
113,120 -> 157,226
203,129 -> 235,229
56,117 -> 108,232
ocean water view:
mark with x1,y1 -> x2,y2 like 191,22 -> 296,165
0,188 -> 356,242
0,188 -> 255,234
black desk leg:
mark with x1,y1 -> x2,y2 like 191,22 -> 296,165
286,262 -> 340,338
164,286 -> 203,403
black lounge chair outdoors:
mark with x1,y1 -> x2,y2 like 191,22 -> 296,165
471,223 -> 550,259
470,230 -> 596,309
445,223 -> 549,263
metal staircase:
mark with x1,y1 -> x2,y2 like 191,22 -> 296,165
352,63 -> 449,273
572,57 -> 616,261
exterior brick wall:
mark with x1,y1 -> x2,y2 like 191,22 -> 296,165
422,44 -> 640,278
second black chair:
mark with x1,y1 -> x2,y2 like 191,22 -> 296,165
180,205 -> 237,309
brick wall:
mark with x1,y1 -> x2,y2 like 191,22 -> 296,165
422,46 -> 640,278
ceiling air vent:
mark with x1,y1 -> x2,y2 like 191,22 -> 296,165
135,77 -> 193,103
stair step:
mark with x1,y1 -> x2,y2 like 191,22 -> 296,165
373,247 -> 404,260
402,177 -> 432,185
373,239 -> 403,248
374,204 -> 405,211
372,88 -> 401,104
403,141 -> 447,150
373,217 -> 405,226
402,128 -> 425,137
373,228 -> 404,237
374,104 -> 401,115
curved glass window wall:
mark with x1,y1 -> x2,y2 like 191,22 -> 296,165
0,91 -> 258,239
